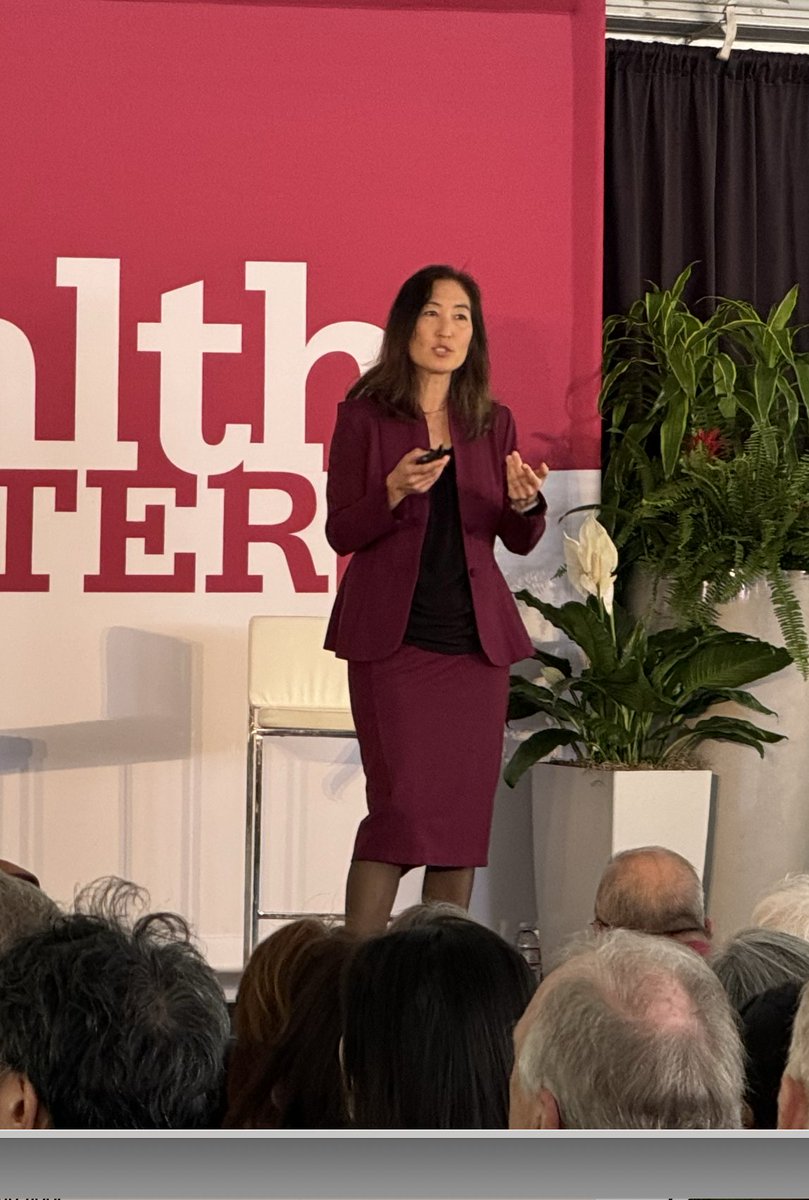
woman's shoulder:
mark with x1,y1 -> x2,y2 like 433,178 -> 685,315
339,392 -> 384,418
487,401 -> 515,436
489,400 -> 514,423
340,391 -> 412,427
333,393 -> 378,430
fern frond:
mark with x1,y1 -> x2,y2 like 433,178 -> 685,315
767,566 -> 809,678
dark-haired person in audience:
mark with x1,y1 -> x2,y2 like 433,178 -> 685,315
510,929 -> 743,1129
227,917 -> 325,1060
778,979 -> 809,1128
0,868 -> 59,956
341,916 -> 535,1128
741,980 -> 802,1128
225,918 -> 355,1128
0,878 -> 229,1129
710,926 -> 809,1011
593,846 -> 712,956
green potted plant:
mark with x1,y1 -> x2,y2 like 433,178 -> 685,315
505,514 -> 792,959
599,265 -> 809,675
506,514 -> 791,783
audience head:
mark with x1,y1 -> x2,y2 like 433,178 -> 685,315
510,928 -> 743,1129
0,859 -> 41,888
388,900 -> 472,932
779,979 -> 809,1129
752,874 -> 809,943
741,980 -> 802,1128
341,916 -> 536,1128
710,926 -> 809,1011
0,877 -> 230,1129
0,869 -> 59,956
231,916 -> 327,1048
226,918 -> 355,1129
593,846 -> 711,954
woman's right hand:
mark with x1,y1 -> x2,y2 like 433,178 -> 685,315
386,448 -> 449,509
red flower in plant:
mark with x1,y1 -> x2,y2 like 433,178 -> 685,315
687,428 -> 726,458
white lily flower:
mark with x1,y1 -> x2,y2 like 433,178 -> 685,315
563,514 -> 618,613
536,667 -> 566,687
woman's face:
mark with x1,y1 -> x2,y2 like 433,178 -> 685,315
408,278 -> 474,378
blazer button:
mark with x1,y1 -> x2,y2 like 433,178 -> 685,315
468,567 -> 476,579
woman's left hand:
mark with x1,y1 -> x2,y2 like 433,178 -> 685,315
506,452 -> 549,512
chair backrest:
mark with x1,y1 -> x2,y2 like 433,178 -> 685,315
248,616 -> 354,733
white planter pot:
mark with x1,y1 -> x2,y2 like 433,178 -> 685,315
702,575 -> 809,939
531,763 -> 715,964
627,570 -> 809,940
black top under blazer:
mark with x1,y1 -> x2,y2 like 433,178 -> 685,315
324,395 -> 547,665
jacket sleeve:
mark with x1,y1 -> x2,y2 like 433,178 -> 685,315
325,401 -> 401,556
495,406 -> 548,556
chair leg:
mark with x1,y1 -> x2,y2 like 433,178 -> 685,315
243,729 -> 262,963
252,735 -> 265,956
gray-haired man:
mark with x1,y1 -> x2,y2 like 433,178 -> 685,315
509,928 -> 743,1129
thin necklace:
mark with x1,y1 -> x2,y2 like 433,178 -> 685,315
421,402 -> 448,414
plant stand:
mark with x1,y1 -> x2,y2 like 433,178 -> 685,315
531,763 -> 715,964
703,575 -> 809,939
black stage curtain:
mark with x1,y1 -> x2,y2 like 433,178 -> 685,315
604,39 -> 809,324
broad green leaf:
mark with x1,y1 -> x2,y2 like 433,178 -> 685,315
503,729 -> 581,787
514,593 -> 618,673
660,388 -> 689,478
588,667 -> 671,714
718,394 -> 737,420
598,360 -> 632,411
674,687 -> 776,719
734,389 -> 762,423
645,289 -> 667,325
768,285 -> 799,331
753,362 -> 778,422
507,694 -> 542,721
794,357 -> 809,417
713,352 -> 737,399
647,624 -> 715,656
668,715 -> 786,759
507,680 -> 581,725
668,344 -> 696,398
669,264 -> 695,303
667,636 -> 792,696
776,377 -> 799,439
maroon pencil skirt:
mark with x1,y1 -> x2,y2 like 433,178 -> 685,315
347,643 -> 510,869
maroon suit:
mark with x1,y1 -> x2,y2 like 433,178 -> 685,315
324,393 -> 546,868
324,395 -> 546,664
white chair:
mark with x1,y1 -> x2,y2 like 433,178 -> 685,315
244,615 -> 355,962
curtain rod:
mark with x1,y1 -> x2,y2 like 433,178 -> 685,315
606,15 -> 809,43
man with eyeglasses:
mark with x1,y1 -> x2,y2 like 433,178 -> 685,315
591,845 -> 712,958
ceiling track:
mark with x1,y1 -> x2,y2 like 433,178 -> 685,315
607,15 -> 809,40
606,1 -> 809,44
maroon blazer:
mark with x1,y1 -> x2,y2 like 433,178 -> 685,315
324,396 -> 546,665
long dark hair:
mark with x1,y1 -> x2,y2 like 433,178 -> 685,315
225,921 -> 355,1129
347,264 -> 494,438
340,918 -> 536,1129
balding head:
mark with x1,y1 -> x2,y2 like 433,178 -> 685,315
509,929 -> 743,1129
594,846 -> 710,950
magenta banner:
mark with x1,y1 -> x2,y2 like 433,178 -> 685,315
0,0 -> 604,957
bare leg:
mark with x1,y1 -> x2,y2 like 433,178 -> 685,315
345,859 -> 402,936
422,866 -> 475,910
